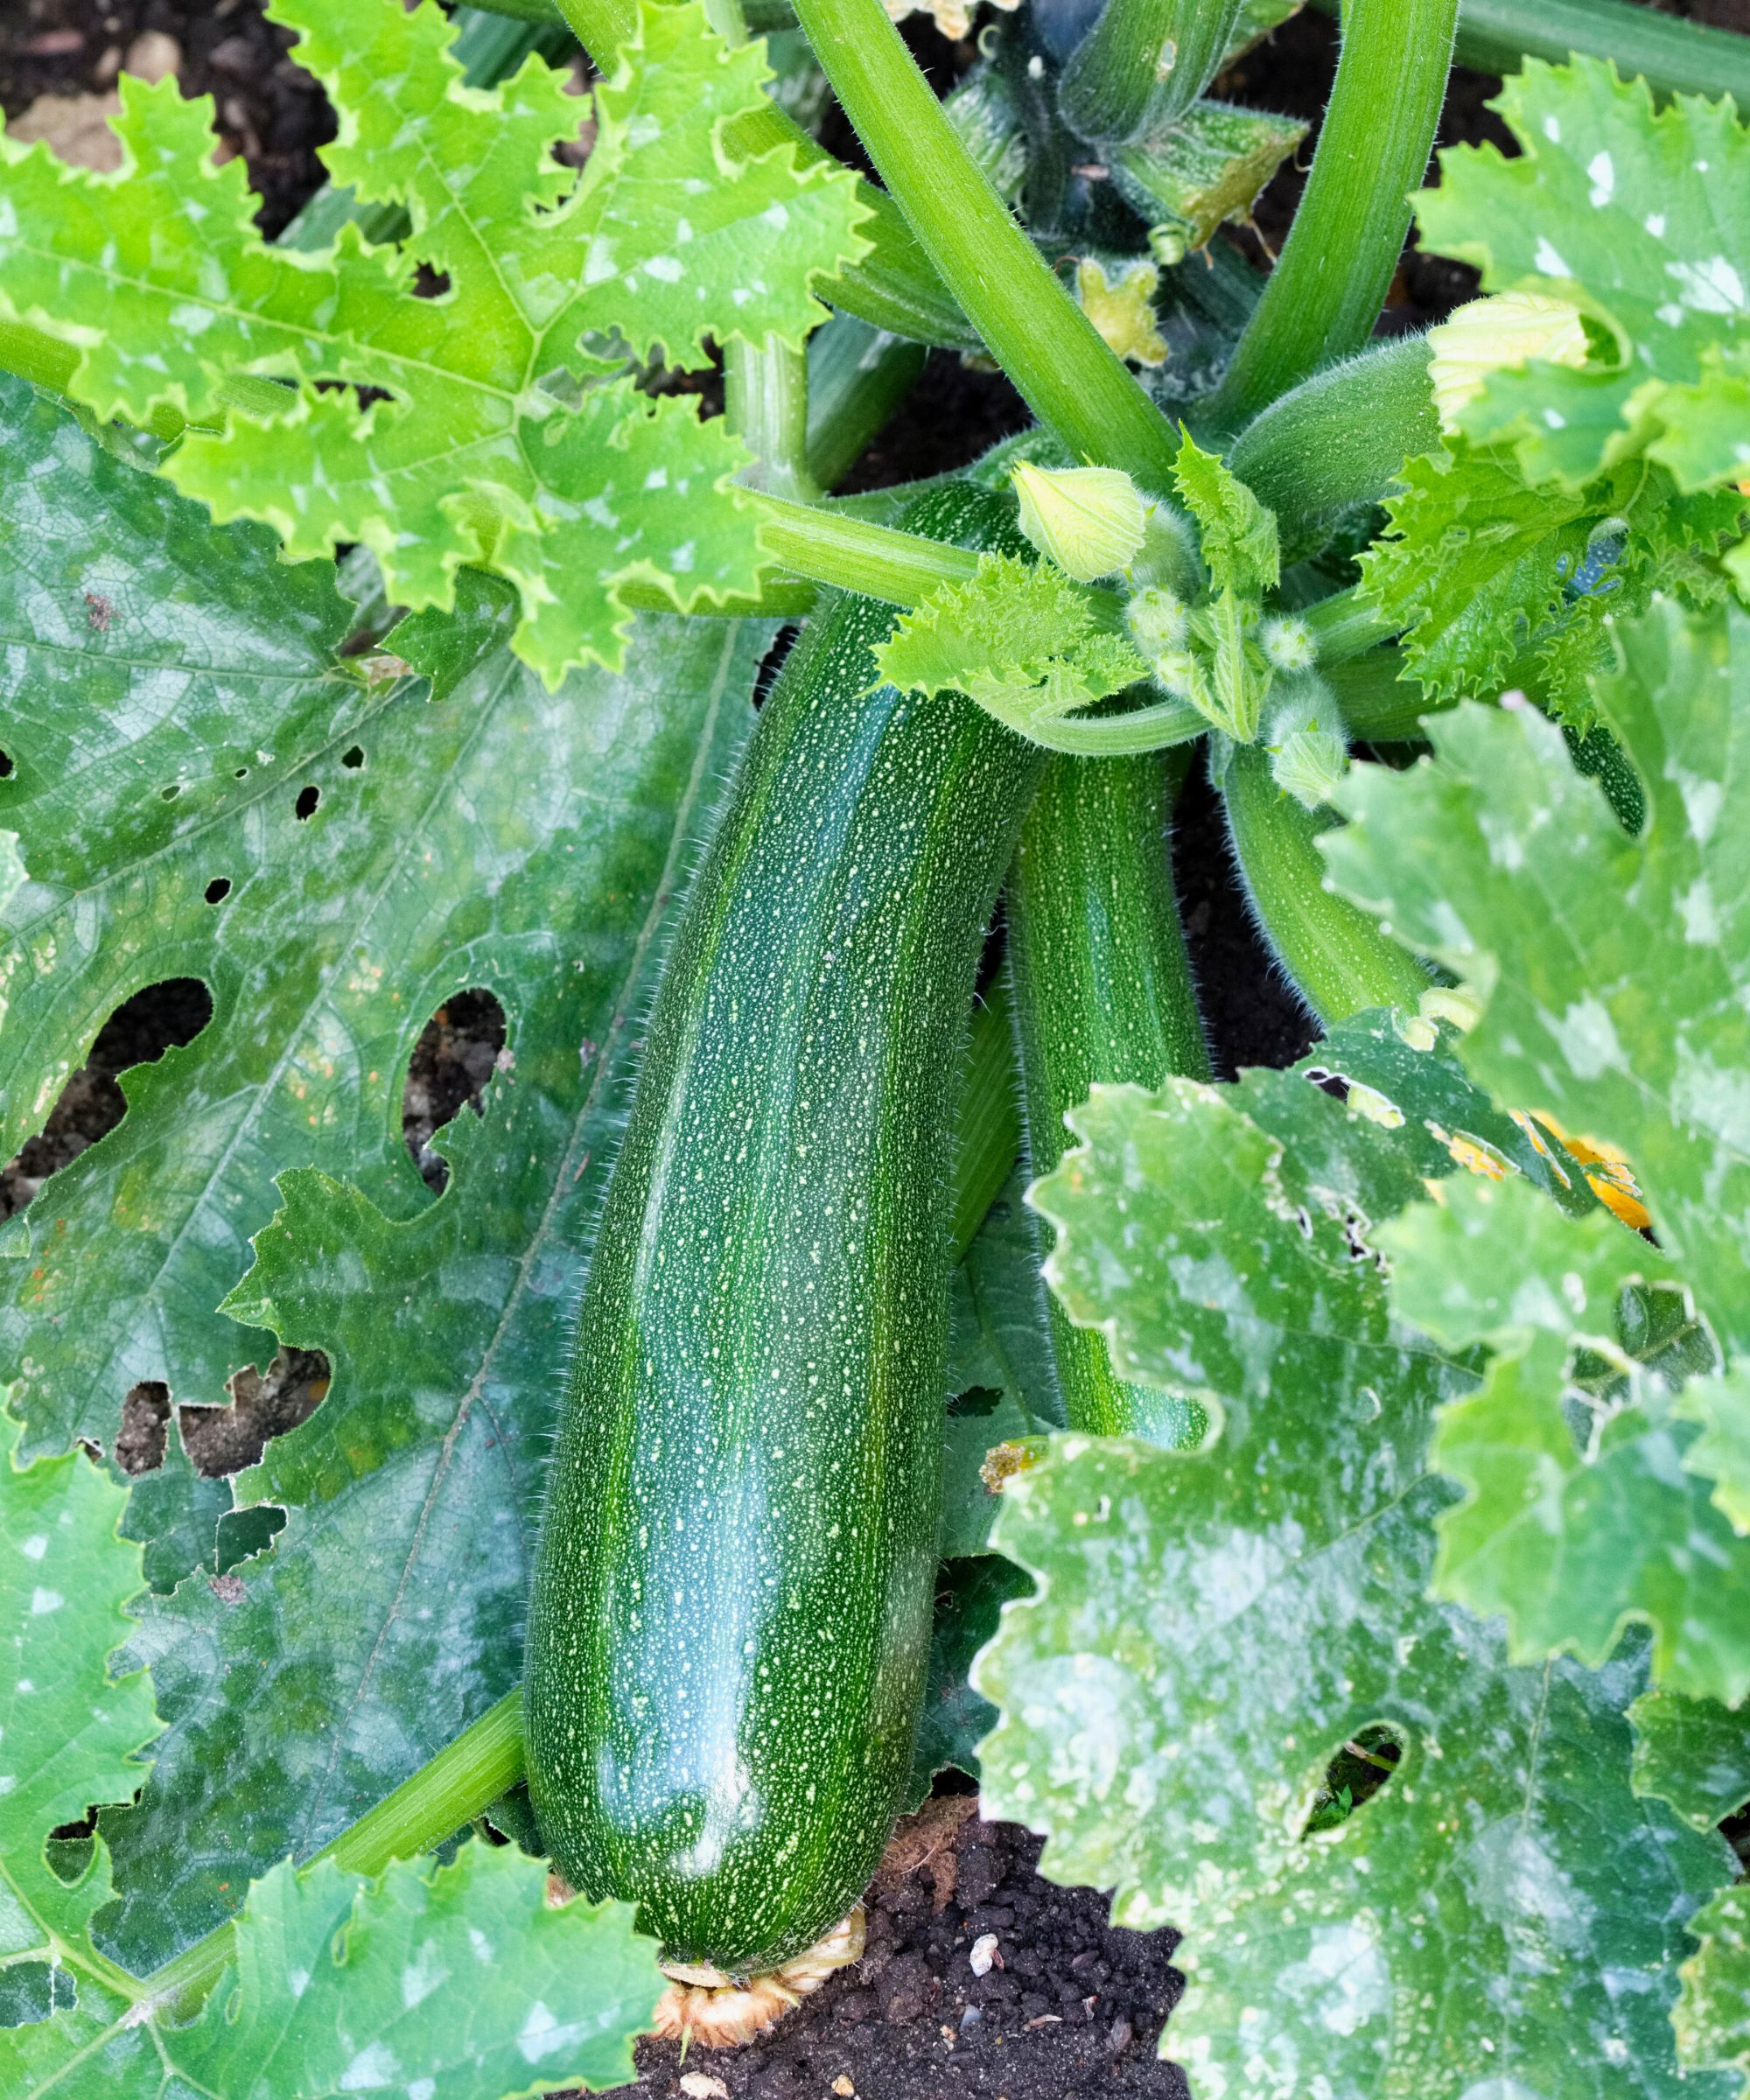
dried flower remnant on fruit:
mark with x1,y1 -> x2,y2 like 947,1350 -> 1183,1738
883,0 -> 1018,38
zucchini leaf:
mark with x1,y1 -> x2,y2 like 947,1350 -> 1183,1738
1383,1176 -> 1750,1704
975,1065 -> 1732,2096
1417,58 -> 1750,495
0,375 -> 766,1970
874,553 -> 1148,739
1631,1687 -> 1750,1831
0,0 -> 867,682
1327,601 -> 1750,1362
0,1409 -> 659,2099
1358,439 -> 1745,724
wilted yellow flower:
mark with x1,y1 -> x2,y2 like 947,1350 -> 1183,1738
1074,257 -> 1169,369
1012,461 -> 1150,583
1429,291 -> 1590,430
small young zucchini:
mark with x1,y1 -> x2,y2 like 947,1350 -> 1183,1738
1006,750 -> 1210,1445
525,484 -> 1045,1982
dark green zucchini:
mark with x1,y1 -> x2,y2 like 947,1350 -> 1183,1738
1006,750 -> 1210,1446
525,484 -> 1044,1976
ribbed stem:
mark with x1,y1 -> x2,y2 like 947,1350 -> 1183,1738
550,0 -> 977,347
1060,0 -> 1247,143
1008,752 -> 1210,1446
788,0 -> 1181,488
1219,738 -> 1428,1026
753,494 -> 984,602
1210,0 -> 1459,432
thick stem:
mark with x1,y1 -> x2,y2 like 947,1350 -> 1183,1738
950,978 -> 1023,1260
140,1691 -> 528,2016
788,0 -> 1182,488
1228,335 -> 1437,564
1007,751 -> 1210,1446
1219,737 -> 1428,1026
1315,0 -> 1750,108
753,494 -> 984,601
1304,585 -> 1394,668
727,343 -> 821,503
1210,0 -> 1459,433
1059,0 -> 1246,144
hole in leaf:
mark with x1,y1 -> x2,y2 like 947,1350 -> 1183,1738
0,750 -> 13,778
341,745 -> 366,768
234,766 -> 248,780
0,1959 -> 77,2020
205,877 -> 232,905
0,978 -> 214,1224
215,1502 -> 287,1578
45,1801 -> 99,1890
159,783 -> 181,802
115,1382 -> 171,1474
1302,1725 -> 1403,1838
403,988 -> 508,1192
180,1346 -> 332,1479
412,263 -> 452,299
294,784 -> 320,821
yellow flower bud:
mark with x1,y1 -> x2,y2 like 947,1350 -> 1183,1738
1012,462 -> 1150,583
1429,291 -> 1590,431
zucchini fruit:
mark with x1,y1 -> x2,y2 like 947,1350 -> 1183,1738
525,484 -> 1044,1978
1006,751 -> 1210,1445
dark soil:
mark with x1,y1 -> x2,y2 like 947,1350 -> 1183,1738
0,4 -> 1727,2094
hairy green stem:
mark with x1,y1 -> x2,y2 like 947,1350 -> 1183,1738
1313,0 -> 1750,107
727,341 -> 822,501
1219,738 -> 1428,1025
752,493 -> 984,600
1008,751 -> 1209,1445
950,978 -> 1023,1260
1060,0 -> 1246,143
1210,0 -> 1459,432
550,0 -> 976,347
788,0 -> 1181,488
1228,336 -> 1437,564
140,1691 -> 528,2016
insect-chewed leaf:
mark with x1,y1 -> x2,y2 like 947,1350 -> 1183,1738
1417,57 -> 1750,493
0,0 -> 866,680
0,374 -> 767,1971
1327,600 -> 1750,1363
0,1409 -> 159,2044
1383,1174 -> 1750,1705
980,1068 -> 1732,2096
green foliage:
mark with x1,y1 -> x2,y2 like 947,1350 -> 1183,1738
0,1408 -> 660,2099
874,552 -> 1150,742
1327,602 -> 1750,1361
979,1055 -> 1731,2096
1172,427 -> 1280,598
1418,58 -> 1750,494
1384,1176 -> 1750,1703
0,0 -> 868,682
0,373 -> 764,1973
1358,438 -> 1745,721
1631,1687 -> 1750,1830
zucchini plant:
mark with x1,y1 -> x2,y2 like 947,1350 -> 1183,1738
4,0 -> 1750,2093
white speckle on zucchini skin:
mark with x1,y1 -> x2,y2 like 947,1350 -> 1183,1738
526,485 -> 1046,1974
